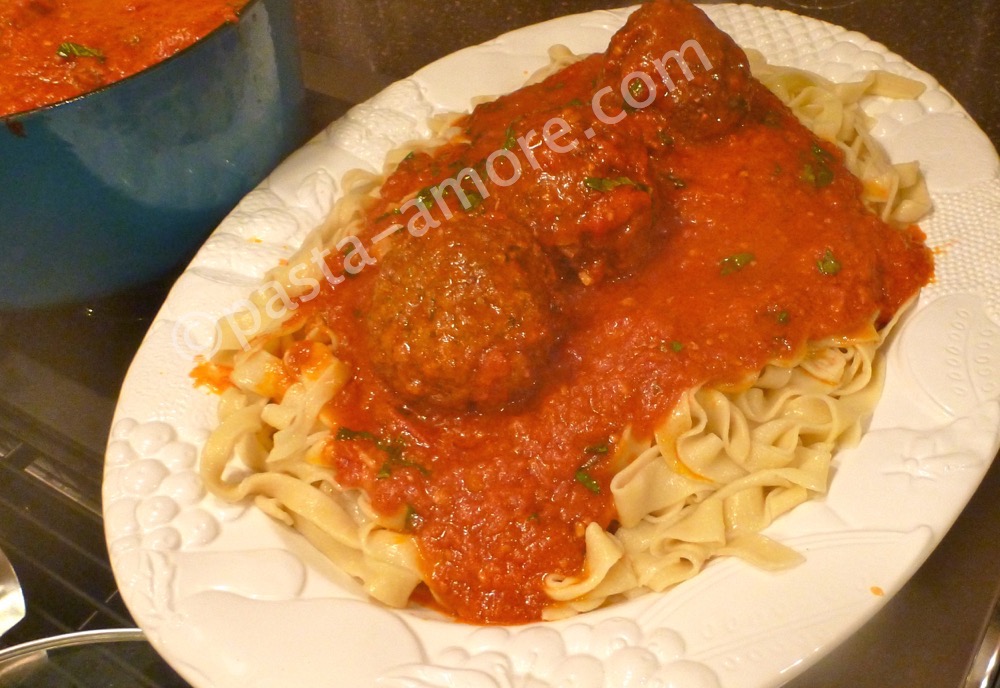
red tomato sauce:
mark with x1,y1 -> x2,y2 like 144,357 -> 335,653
0,0 -> 248,117
277,5 -> 931,625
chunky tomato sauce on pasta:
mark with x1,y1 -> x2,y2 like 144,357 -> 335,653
200,0 -> 933,624
0,0 -> 247,117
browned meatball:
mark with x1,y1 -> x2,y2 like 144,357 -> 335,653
500,104 -> 659,285
365,213 -> 561,413
602,0 -> 752,139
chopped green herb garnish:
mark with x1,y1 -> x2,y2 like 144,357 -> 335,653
801,143 -> 835,188
57,42 -> 105,61
376,443 -> 428,479
776,310 -> 791,324
373,208 -> 402,222
719,252 -> 755,275
335,426 -> 378,443
802,163 -> 834,187
403,504 -> 422,532
463,190 -> 483,210
817,249 -> 842,276
413,186 -> 436,210
671,340 -> 684,352
336,427 -> 427,478
575,469 -> 601,494
583,176 -> 648,193
575,440 -> 613,492
628,78 -> 646,100
811,142 -> 834,161
657,131 -> 675,147
567,98 -> 585,108
380,182 -> 445,217
503,124 -> 518,151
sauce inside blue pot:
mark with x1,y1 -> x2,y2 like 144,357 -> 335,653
0,0 -> 306,309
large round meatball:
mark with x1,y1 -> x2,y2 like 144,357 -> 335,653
500,104 -> 659,285
602,0 -> 752,139
365,213 -> 561,413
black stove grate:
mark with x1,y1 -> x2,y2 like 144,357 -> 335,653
0,406 -> 190,686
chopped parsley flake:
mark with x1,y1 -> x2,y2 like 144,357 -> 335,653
719,252 -> 755,275
403,504 -> 422,532
503,124 -> 518,151
817,249 -> 842,276
575,441 -> 613,493
801,143 -> 835,188
628,78 -> 647,100
583,176 -> 649,193
413,186 -> 436,210
336,426 -> 427,478
575,469 -> 601,494
335,427 -> 377,443
57,42 -> 105,61
463,190 -> 484,210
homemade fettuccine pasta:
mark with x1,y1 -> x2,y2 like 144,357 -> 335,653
196,0 -> 933,624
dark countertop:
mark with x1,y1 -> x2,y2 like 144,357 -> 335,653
1,1 -> 997,686
294,0 -> 1000,150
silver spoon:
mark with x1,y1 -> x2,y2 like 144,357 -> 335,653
0,546 -> 25,639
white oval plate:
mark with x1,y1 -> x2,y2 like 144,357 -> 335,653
104,4 -> 1000,687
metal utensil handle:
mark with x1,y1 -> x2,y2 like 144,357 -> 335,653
0,628 -> 146,666
966,590 -> 1000,688
0,546 -> 25,638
